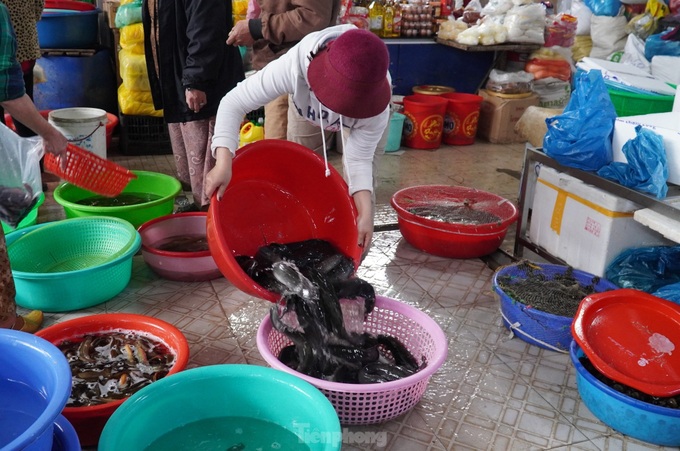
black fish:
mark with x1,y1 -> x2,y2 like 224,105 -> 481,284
358,362 -> 415,384
377,334 -> 421,372
333,277 -> 376,315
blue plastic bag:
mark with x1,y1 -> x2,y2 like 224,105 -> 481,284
605,245 -> 680,293
645,30 -> 680,61
652,281 -> 680,305
543,70 -> 617,171
597,125 -> 668,199
583,0 -> 622,16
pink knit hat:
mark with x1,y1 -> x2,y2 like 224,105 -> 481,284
307,29 -> 391,119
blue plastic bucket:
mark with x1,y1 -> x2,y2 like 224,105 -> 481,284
570,341 -> 680,446
385,112 -> 406,152
51,415 -> 81,451
0,329 -> 72,451
37,9 -> 99,49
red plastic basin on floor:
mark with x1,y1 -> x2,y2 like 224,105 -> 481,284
207,139 -> 361,302
391,185 -> 519,259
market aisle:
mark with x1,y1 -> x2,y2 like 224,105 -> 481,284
35,140 -> 671,450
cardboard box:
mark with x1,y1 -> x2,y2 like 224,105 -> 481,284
105,0 -> 120,29
612,112 -> 680,185
477,90 -> 539,144
529,165 -> 670,277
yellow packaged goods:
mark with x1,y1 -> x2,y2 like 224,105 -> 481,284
118,49 -> 147,78
122,73 -> 151,92
119,23 -> 145,54
118,85 -> 163,117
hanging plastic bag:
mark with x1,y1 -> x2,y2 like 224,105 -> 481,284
605,245 -> 680,293
597,125 -> 668,198
0,122 -> 44,229
543,69 -> 617,171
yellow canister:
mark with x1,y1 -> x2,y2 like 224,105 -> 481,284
238,121 -> 264,147
412,85 -> 455,96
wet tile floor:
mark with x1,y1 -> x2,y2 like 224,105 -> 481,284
33,139 -> 673,450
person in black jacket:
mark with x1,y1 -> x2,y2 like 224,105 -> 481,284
142,0 -> 244,210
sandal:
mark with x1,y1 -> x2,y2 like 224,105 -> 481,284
11,310 -> 44,334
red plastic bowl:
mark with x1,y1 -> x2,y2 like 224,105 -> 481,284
36,313 -> 190,447
390,185 -> 519,258
4,110 -> 118,150
138,212 -> 222,282
207,139 -> 361,302
572,289 -> 680,397
45,0 -> 96,10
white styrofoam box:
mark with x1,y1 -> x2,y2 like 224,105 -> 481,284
529,166 -> 568,257
612,112 -> 680,184
634,196 -> 680,244
528,165 -> 670,277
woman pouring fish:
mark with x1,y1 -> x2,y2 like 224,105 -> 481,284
206,25 -> 392,257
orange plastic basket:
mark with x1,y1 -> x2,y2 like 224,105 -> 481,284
44,144 -> 136,197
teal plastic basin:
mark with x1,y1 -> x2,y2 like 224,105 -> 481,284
99,364 -> 341,451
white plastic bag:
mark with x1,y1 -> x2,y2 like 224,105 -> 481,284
0,122 -> 44,228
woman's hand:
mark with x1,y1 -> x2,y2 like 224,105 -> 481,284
227,20 -> 254,47
42,126 -> 68,159
353,190 -> 374,258
205,147 -> 234,201
185,88 -> 207,113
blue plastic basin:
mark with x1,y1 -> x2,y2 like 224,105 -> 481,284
0,329 -> 72,451
570,341 -> 680,447
37,9 -> 99,49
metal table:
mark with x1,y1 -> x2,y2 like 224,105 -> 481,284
513,146 -> 680,263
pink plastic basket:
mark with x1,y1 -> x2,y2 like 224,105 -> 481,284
256,295 -> 448,425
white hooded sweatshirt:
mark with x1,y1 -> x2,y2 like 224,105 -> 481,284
211,24 -> 391,196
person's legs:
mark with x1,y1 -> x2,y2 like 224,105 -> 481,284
168,122 -> 192,193
169,119 -> 214,209
0,232 -> 17,330
0,232 -> 42,332
263,94 -> 288,140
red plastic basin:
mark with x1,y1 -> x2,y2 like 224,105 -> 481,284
45,0 -> 96,11
573,289 -> 680,397
36,313 -> 190,447
390,185 -> 519,259
4,110 -> 118,150
207,139 -> 361,302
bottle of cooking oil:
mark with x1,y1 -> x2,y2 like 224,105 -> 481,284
392,0 -> 402,37
383,0 -> 394,38
368,0 -> 384,37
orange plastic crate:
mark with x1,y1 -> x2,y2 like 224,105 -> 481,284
44,143 -> 136,197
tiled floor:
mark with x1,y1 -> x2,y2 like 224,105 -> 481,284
33,139 -> 674,450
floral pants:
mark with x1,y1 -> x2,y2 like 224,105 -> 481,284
168,117 -> 216,208
0,231 -> 16,329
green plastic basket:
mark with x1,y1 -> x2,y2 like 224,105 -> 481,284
607,87 -> 675,117
6,219 -> 142,312
8,217 -> 138,273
